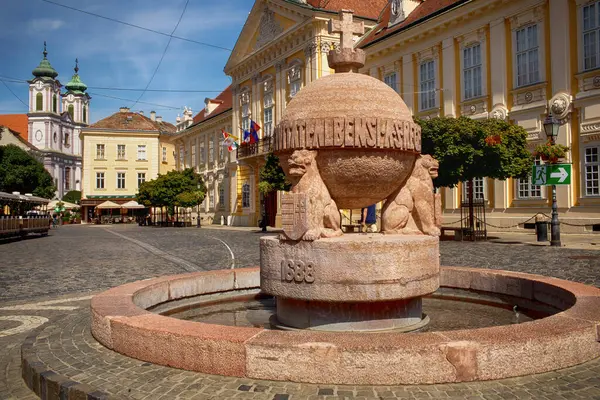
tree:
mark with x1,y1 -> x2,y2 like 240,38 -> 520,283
136,168 -> 206,218
0,144 -> 55,199
258,153 -> 291,195
417,117 -> 533,235
418,117 -> 532,188
258,153 -> 291,230
62,190 -> 81,204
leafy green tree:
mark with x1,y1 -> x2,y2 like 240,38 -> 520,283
417,117 -> 533,233
62,190 -> 81,204
417,116 -> 532,188
136,168 -> 205,217
258,153 -> 291,195
0,144 -> 55,199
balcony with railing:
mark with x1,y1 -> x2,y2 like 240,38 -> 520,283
236,136 -> 272,159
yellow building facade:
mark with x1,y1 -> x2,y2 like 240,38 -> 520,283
172,88 -> 235,225
358,0 -> 600,232
80,107 -> 176,222
224,0 -> 384,227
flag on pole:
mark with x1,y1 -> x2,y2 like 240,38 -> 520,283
221,129 -> 239,152
249,120 -> 260,143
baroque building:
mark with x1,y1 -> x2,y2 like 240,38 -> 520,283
357,0 -> 600,232
25,43 -> 90,199
79,107 -> 176,222
172,87 -> 235,225
223,0 -> 386,227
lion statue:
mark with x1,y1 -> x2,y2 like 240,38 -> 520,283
381,154 -> 441,236
281,149 -> 342,241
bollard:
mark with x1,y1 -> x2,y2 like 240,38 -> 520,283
535,214 -> 548,242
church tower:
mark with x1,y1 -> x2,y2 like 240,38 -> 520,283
62,59 -> 91,125
28,41 -> 61,115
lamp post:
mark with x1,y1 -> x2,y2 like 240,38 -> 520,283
196,184 -> 202,229
543,114 -> 561,247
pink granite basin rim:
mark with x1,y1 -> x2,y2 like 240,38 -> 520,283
91,266 -> 600,385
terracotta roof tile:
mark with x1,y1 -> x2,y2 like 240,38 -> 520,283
192,86 -> 232,125
358,0 -> 465,48
0,114 -> 29,141
306,0 -> 387,20
89,110 -> 175,134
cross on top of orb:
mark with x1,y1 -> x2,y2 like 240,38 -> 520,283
329,9 -> 364,51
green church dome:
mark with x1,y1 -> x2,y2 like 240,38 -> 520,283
65,59 -> 87,94
32,42 -> 58,79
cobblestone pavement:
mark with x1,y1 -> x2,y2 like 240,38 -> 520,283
1,225 -> 599,399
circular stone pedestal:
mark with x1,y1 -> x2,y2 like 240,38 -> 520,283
260,234 -> 439,331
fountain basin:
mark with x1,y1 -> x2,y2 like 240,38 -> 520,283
91,266 -> 600,385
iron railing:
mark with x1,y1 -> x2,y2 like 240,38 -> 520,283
236,136 -> 273,159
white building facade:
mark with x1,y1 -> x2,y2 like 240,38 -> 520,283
26,44 -> 89,199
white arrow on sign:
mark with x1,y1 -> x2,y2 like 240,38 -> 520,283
550,167 -> 569,183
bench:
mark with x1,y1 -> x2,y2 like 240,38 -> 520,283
441,226 -> 464,241
342,224 -> 362,233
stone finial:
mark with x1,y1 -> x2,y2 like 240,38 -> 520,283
74,58 -> 79,74
327,10 -> 366,73
43,41 -> 48,59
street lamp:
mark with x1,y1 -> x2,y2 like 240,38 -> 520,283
543,114 -> 561,247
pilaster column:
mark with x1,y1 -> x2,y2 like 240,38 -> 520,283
275,61 -> 286,122
402,54 -> 415,113
490,18 -> 508,109
442,37 -> 456,117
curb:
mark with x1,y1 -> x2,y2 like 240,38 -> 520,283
21,320 -> 112,400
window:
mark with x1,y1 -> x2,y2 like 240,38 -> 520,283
64,167 -> 71,191
384,72 -> 398,93
52,95 -> 57,113
462,178 -> 486,201
463,44 -> 482,99
96,144 -> 105,159
516,24 -> 540,87
240,90 -> 250,133
583,2 -> 600,71
419,60 -> 436,111
209,191 -> 215,210
219,185 -> 225,208
162,146 -> 167,162
263,79 -> 274,136
518,158 -> 543,199
137,145 -> 146,160
68,105 -> 74,119
96,172 -> 105,189
137,173 -> 146,188
36,93 -> 43,111
209,138 -> 214,163
83,106 -> 87,123
117,172 -> 126,189
64,132 -> 70,148
179,146 -> 185,168
585,146 -> 600,196
242,183 -> 251,208
117,144 -> 126,160
218,135 -> 225,162
288,65 -> 302,99
199,141 -> 205,165
191,142 -> 197,168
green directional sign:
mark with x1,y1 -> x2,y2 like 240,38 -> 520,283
532,164 -> 571,185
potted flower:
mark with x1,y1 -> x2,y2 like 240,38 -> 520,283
534,140 -> 570,163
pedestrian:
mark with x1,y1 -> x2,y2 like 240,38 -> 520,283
360,204 -> 377,233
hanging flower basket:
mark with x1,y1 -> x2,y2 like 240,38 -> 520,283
534,141 -> 569,164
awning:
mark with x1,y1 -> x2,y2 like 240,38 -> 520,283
120,200 -> 145,209
48,200 -> 79,210
96,200 -> 122,209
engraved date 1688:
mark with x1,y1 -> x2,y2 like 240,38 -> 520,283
280,259 -> 315,283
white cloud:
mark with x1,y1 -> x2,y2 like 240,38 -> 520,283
27,18 -> 65,33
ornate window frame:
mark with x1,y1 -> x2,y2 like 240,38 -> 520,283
287,59 -> 303,100
510,6 -> 546,89
240,87 -> 251,133
262,75 -> 274,137
242,182 -> 251,208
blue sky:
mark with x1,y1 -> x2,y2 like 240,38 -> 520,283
0,0 -> 253,124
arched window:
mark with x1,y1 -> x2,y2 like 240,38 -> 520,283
52,95 -> 57,113
36,93 -> 43,111
68,105 -> 74,119
242,183 -> 251,208
83,106 -> 87,123
287,62 -> 303,99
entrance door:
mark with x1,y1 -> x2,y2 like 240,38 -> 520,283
265,191 -> 277,227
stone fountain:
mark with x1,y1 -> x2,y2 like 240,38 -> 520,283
86,10 -> 600,387
261,9 -> 441,332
